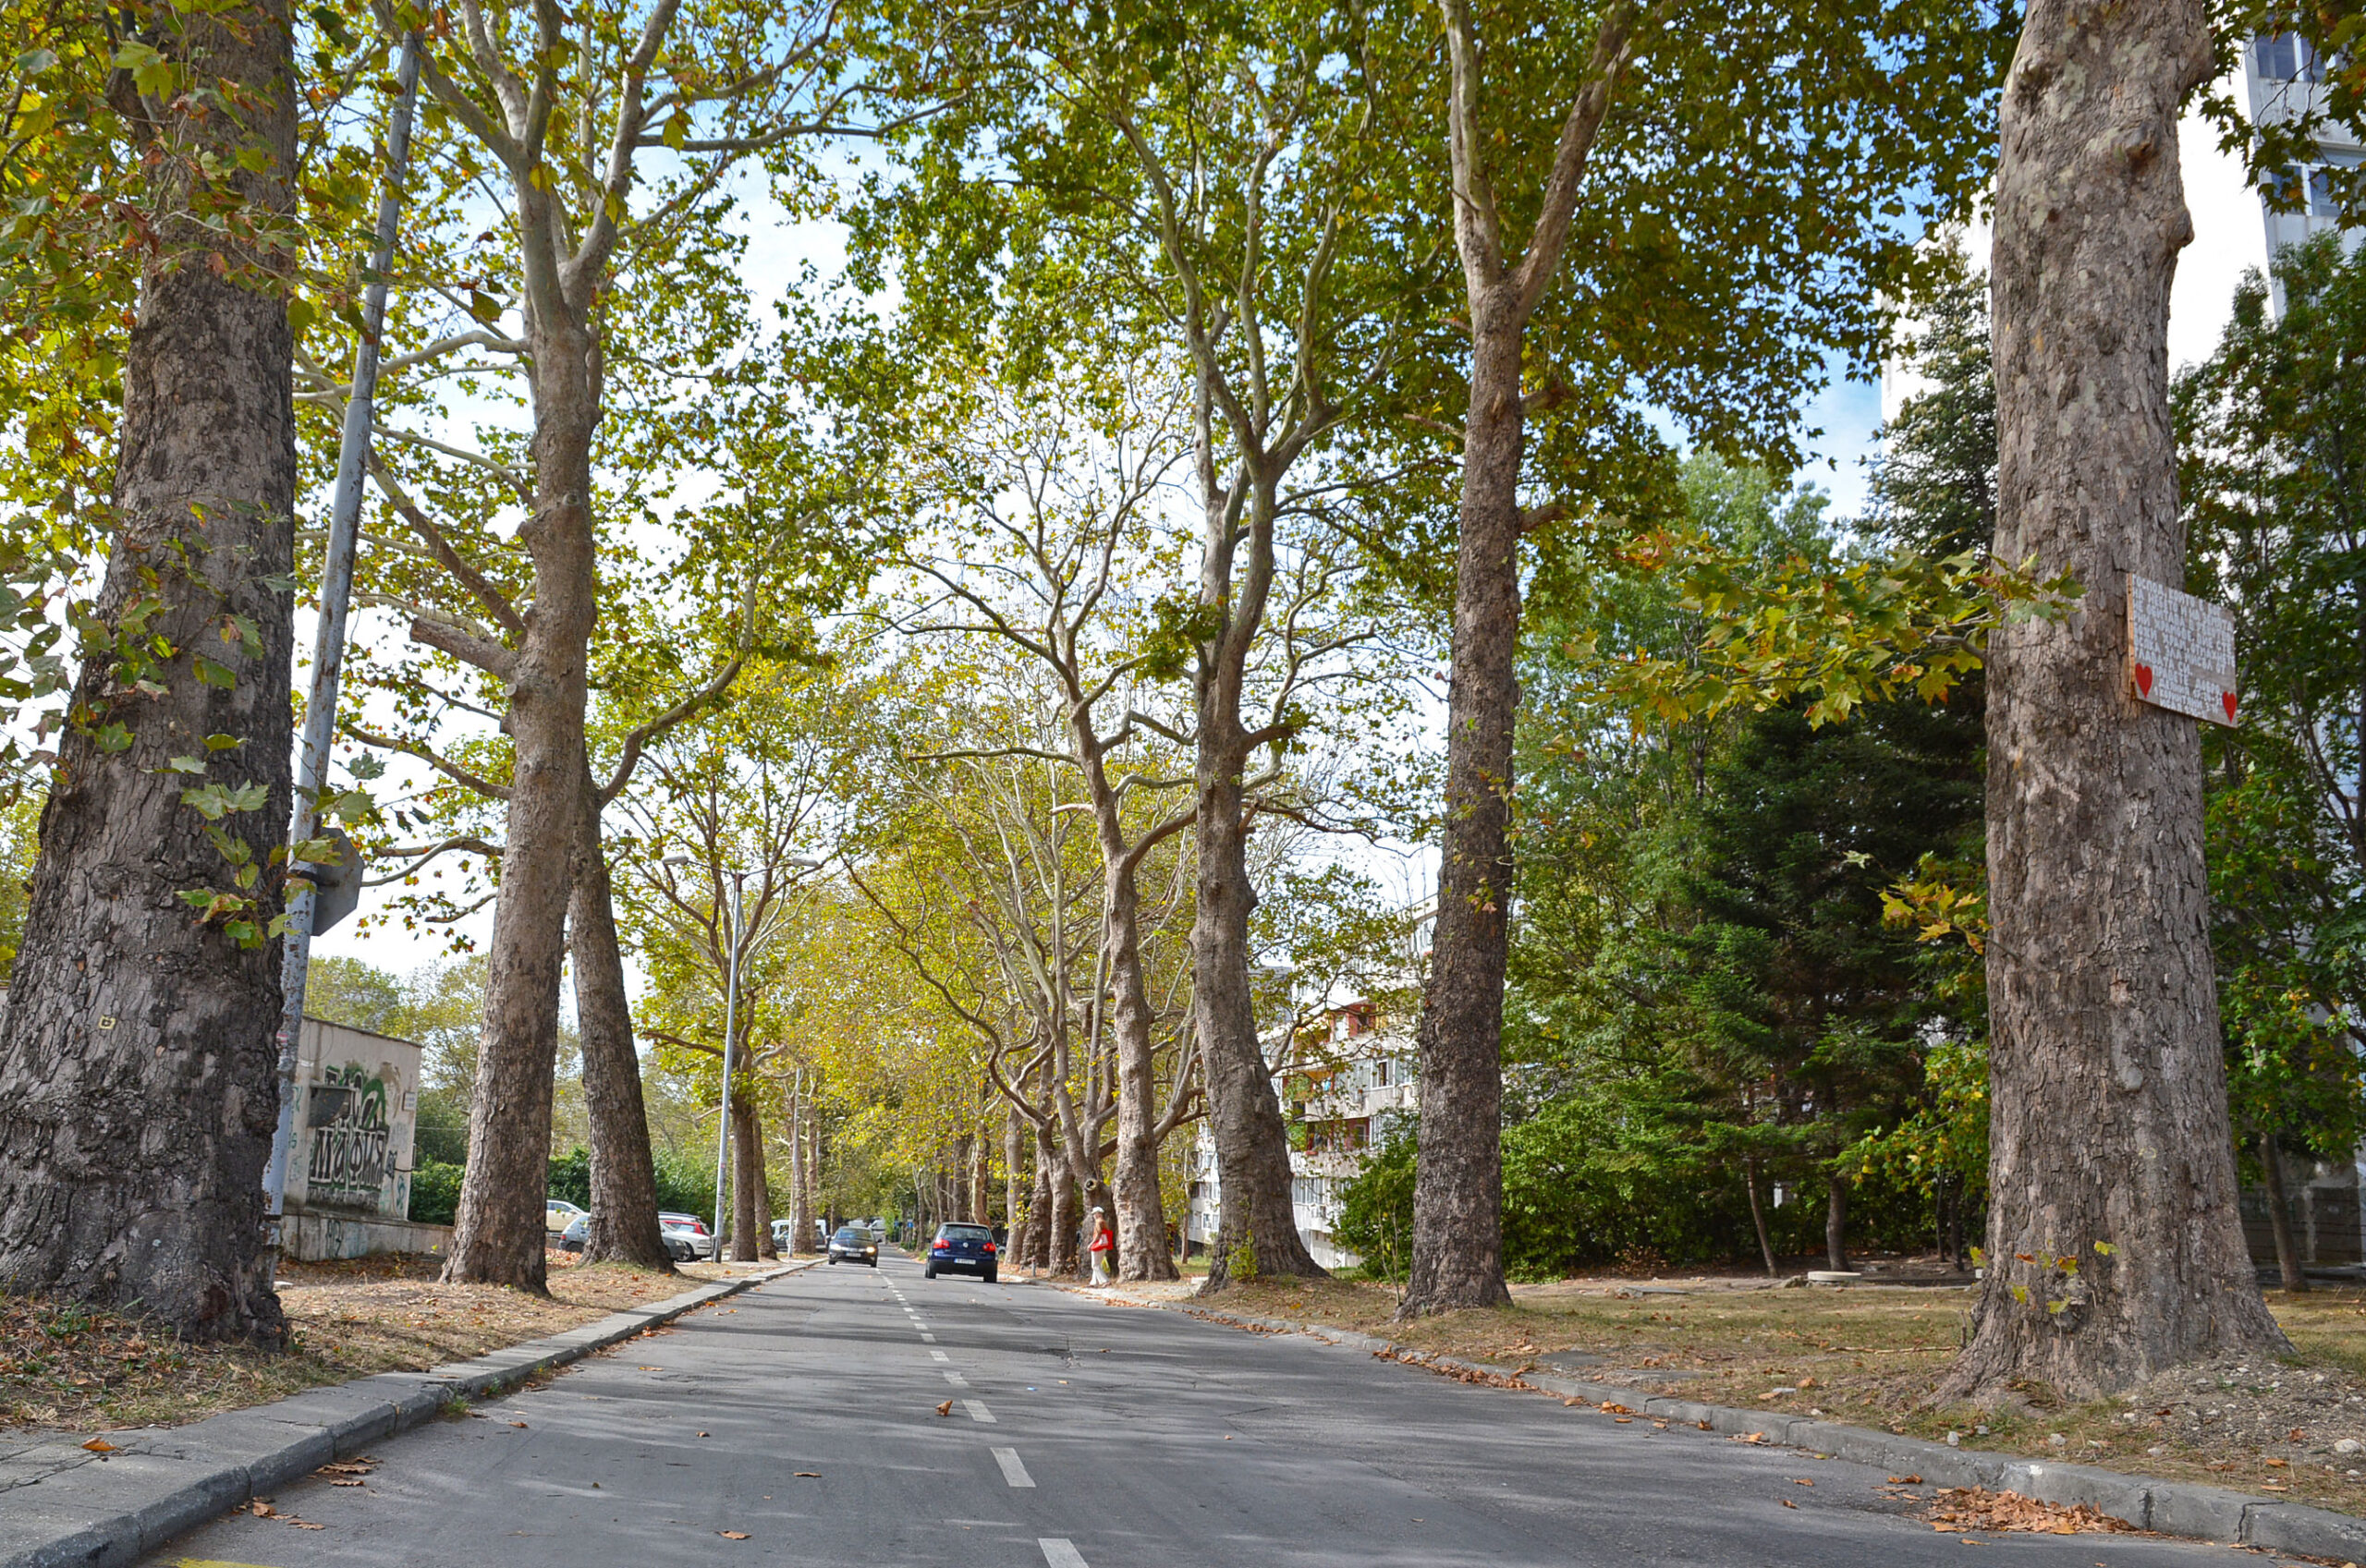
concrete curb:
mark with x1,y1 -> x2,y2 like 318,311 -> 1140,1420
1163,1301 -> 2366,1561
0,1260 -> 813,1568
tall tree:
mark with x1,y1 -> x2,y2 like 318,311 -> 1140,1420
319,0 -> 861,1290
1942,0 -> 2288,1399
1401,0 -> 2013,1316
0,0 -> 298,1340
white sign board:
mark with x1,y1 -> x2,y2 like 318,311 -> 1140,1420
2126,573 -> 2238,727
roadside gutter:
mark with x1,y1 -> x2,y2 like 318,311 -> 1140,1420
0,1260 -> 812,1568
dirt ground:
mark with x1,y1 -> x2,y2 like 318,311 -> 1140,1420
0,1248 -> 766,1435
1079,1253 -> 2366,1518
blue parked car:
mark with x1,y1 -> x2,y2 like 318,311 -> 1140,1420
924,1222 -> 998,1282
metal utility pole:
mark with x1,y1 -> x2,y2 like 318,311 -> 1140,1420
713,869 -> 748,1259
262,35 -> 421,1249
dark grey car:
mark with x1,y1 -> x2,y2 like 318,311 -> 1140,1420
827,1225 -> 878,1266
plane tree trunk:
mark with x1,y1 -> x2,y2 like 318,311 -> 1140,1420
1943,0 -> 2288,1399
569,776 -> 671,1270
0,0 -> 298,1343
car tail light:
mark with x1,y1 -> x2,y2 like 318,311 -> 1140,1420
932,1239 -> 949,1251
982,1241 -> 996,1254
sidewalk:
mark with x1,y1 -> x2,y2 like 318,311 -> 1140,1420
0,1259 -> 812,1568
1053,1276 -> 2366,1562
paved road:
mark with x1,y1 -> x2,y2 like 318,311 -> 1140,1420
146,1252 -> 2280,1567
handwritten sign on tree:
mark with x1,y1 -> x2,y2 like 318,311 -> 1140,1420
2127,574 -> 2238,726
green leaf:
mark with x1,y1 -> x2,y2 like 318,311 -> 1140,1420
191,655 -> 237,689
166,754 -> 209,775
93,723 -> 133,753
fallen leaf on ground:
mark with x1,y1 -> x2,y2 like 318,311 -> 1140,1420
794,1472 -> 820,1477
697,1430 -> 710,1438
935,1400 -> 953,1416
1921,1489 -> 2132,1537
720,1531 -> 750,1540
80,1439 -> 115,1453
509,1421 -> 528,1428
287,1518 -> 325,1530
1782,1500 -> 1799,1509
1888,1475 -> 1922,1485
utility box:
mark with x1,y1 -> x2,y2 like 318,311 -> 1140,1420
281,1017 -> 449,1260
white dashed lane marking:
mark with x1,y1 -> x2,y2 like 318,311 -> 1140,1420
929,1349 -> 949,1362
993,1448 -> 1035,1488
1040,1541 -> 1088,1568
944,1371 -> 969,1387
965,1399 -> 996,1424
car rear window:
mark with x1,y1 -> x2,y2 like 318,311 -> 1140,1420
938,1224 -> 992,1241
835,1228 -> 866,1240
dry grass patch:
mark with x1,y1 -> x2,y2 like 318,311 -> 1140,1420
1186,1271 -> 2366,1517
3,1250 -> 701,1435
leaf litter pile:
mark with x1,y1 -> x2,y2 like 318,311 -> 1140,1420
3,1257 -> 695,1433
1921,1488 -> 2135,1537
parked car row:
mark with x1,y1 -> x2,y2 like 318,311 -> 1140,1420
554,1210 -> 717,1262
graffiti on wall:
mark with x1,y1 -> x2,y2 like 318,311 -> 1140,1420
306,1062 -> 395,1209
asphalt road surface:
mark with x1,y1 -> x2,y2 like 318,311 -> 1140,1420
145,1251 -> 2287,1567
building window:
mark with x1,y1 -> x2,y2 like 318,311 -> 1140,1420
1373,1058 -> 1392,1088
1306,1117 -> 1372,1154
2257,33 -> 2324,83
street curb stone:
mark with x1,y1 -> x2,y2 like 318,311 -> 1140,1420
1158,1298 -> 2366,1560
0,1261 -> 811,1568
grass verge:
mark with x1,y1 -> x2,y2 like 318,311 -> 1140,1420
1156,1268 -> 2366,1517
2,1249 -> 738,1435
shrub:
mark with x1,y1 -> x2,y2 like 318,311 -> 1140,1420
409,1160 -> 464,1226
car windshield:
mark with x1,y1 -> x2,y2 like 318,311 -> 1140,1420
660,1217 -> 699,1231
938,1224 -> 992,1242
834,1228 -> 866,1241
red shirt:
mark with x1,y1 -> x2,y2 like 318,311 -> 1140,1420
1089,1226 -> 1115,1252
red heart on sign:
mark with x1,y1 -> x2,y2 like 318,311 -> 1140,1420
2223,691 -> 2238,721
2134,663 -> 2154,696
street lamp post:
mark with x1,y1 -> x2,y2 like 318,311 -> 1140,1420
713,869 -> 746,1259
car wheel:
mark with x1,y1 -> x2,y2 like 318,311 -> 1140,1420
868,1258 -> 877,1268
923,1264 -> 936,1280
983,1267 -> 997,1284
828,1258 -> 837,1265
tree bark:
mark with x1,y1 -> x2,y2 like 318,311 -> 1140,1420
1744,1157 -> 1777,1277
0,0 -> 298,1344
1944,0 -> 2289,1398
1399,0 -> 1640,1319
750,1118 -> 778,1261
569,776 -> 670,1270
2261,1132 -> 2307,1294
1103,860 -> 1180,1281
1004,1103 -> 1024,1235
1193,677 -> 1320,1288
729,1091 -> 763,1261
1048,1147 -> 1080,1277
440,306 -> 599,1294
1403,303 -> 1523,1317
1824,1175 -> 1850,1272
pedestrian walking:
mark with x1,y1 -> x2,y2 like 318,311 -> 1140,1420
1089,1207 -> 1116,1284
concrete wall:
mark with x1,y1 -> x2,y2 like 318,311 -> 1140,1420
282,1210 -> 453,1263
285,1017 -> 422,1227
